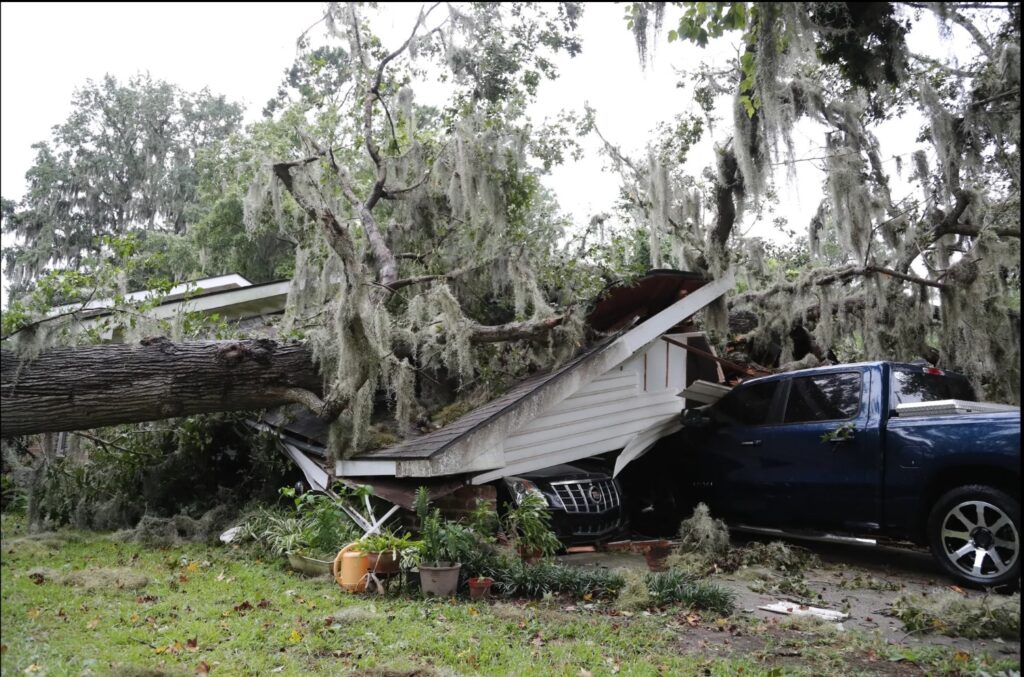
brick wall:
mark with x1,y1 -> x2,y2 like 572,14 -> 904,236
434,484 -> 497,521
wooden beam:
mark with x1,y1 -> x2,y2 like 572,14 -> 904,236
660,336 -> 770,377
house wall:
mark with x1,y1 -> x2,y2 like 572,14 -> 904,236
470,333 -> 703,484
619,332 -> 692,396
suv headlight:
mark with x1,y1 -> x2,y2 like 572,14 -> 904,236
502,476 -> 548,505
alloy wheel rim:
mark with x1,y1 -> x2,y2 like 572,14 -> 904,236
940,500 -> 1019,579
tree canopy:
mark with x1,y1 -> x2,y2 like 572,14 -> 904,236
2,1 -> 1020,452
616,1 -> 1020,401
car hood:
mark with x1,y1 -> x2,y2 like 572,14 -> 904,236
517,463 -> 609,482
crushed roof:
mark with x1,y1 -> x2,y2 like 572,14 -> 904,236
262,269 -> 713,464
353,334 -> 619,461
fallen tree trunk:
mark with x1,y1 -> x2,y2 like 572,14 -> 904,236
1,338 -> 322,438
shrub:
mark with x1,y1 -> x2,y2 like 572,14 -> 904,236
489,557 -> 625,599
644,570 -> 734,614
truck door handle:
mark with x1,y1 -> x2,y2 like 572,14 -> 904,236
740,440 -> 762,447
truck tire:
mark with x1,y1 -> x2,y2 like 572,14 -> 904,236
927,485 -> 1020,589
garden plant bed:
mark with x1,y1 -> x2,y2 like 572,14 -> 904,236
2,514 -> 1019,676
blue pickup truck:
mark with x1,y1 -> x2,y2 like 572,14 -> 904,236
634,361 -> 1021,588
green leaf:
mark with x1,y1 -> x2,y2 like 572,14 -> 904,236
733,3 -> 748,29
740,95 -> 756,118
668,29 -> 678,43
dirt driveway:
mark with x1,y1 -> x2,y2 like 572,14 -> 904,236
559,534 -> 1021,667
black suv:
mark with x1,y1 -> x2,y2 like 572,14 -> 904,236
497,462 -> 629,546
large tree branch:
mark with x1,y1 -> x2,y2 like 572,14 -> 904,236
918,3 -> 996,58
385,256 -> 499,292
896,189 -> 975,272
589,108 -> 644,181
909,52 -> 978,77
344,5 -> 441,288
1,338 -> 323,438
935,222 -> 1021,238
467,315 -> 567,344
970,87 -> 1020,108
711,146 -> 739,250
732,264 -> 948,309
273,160 -> 361,275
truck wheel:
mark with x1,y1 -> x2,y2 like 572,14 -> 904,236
927,485 -> 1020,589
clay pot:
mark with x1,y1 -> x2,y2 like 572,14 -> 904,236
366,550 -> 400,576
419,562 -> 461,596
467,576 -> 493,600
517,545 -> 543,565
642,540 -> 672,572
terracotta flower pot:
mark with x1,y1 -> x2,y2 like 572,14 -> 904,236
517,545 -> 543,565
419,562 -> 461,596
467,576 -> 493,600
367,550 -> 401,576
643,540 -> 672,572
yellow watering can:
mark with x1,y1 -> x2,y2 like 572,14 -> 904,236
333,543 -> 368,593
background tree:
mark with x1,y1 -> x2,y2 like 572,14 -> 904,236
2,74 -> 244,296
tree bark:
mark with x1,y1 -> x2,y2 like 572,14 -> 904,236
1,338 -> 322,438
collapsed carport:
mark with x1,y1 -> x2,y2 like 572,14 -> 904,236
256,269 -> 735,518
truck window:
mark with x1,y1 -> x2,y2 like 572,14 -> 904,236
714,381 -> 779,426
891,367 -> 977,406
783,372 -> 862,423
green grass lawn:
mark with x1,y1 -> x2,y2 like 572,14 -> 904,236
1,514 -> 1018,676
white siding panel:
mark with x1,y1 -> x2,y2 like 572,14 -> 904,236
505,406 -> 682,461
612,418 -> 684,477
644,340 -> 669,393
663,333 -> 690,393
506,392 -> 680,451
550,386 -> 639,413
472,432 -> 639,484
337,459 -> 398,476
538,370 -> 638,414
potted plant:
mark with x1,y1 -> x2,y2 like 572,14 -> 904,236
464,499 -> 501,599
251,512 -> 334,576
249,487 -> 361,576
359,530 -> 417,576
412,487 -> 477,596
467,575 -> 494,600
502,493 -> 561,564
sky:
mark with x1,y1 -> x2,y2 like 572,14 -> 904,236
0,2 -> 974,301
0,3 -> 732,210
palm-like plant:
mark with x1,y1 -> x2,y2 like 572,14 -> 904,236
502,493 -> 561,559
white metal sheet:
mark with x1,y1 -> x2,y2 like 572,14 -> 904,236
895,399 -> 1019,417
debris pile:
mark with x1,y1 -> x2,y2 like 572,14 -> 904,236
26,566 -> 149,591
890,592 -> 1020,640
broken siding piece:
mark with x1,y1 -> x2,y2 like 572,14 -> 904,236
758,602 -> 849,622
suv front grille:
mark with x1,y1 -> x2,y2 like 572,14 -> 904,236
551,479 -> 621,514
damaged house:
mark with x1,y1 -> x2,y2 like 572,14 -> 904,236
17,268 -> 735,539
